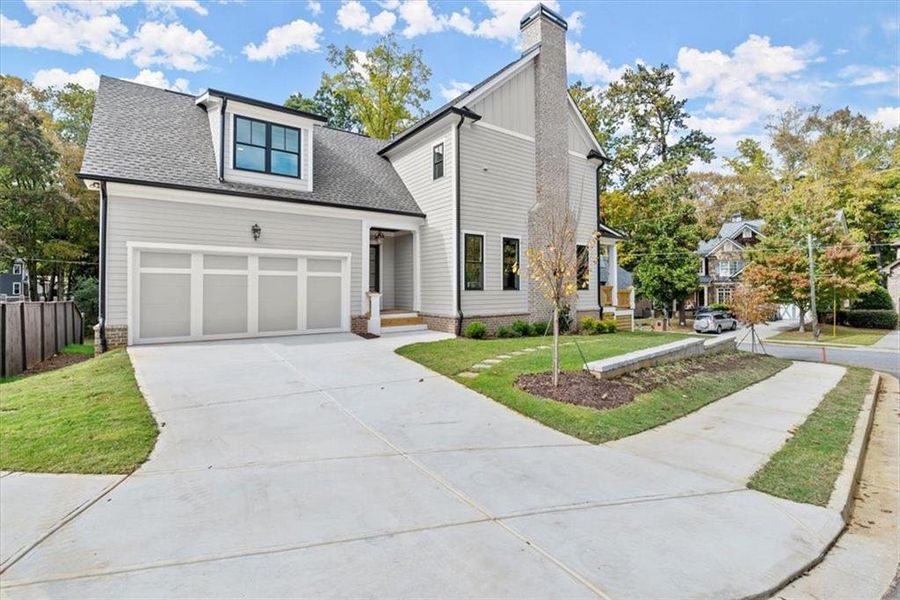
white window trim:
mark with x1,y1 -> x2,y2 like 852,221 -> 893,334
12,264 -> 22,275
127,242 -> 351,345
12,282 -> 21,295
500,234 -> 522,291
576,242 -> 591,291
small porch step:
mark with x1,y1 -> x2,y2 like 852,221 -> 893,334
381,323 -> 428,333
381,315 -> 424,327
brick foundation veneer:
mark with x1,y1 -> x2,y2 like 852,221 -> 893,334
94,324 -> 128,354
350,315 -> 368,335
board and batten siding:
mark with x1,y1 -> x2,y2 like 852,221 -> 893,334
394,233 -> 414,310
104,190 -> 363,326
212,99 -> 314,193
459,123 -> 534,316
468,66 -> 535,138
389,128 -> 455,316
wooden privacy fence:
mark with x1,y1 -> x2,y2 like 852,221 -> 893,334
1,301 -> 84,378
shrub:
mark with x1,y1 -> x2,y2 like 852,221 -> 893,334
511,319 -> 533,337
843,309 -> 898,330
597,319 -> 618,333
72,276 -> 98,334
531,321 -> 549,336
708,302 -> 730,311
496,325 -> 519,338
464,321 -> 487,339
579,316 -> 599,334
855,287 -> 894,310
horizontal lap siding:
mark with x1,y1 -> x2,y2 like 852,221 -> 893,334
106,193 -> 362,326
391,129 -> 454,316
459,125 -> 533,315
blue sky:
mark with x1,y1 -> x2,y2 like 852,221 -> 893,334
1,0 -> 897,162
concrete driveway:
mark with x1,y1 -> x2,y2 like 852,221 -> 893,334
1,332 -> 845,599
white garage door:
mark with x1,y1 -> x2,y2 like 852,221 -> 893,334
129,244 -> 350,344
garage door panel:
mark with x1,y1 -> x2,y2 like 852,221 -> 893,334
259,275 -> 298,332
307,276 -> 342,330
140,273 -> 191,339
133,247 -> 347,343
203,274 -> 249,336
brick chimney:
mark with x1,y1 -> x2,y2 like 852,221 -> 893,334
521,4 -> 572,320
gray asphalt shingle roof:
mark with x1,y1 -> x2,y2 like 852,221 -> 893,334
80,76 -> 423,217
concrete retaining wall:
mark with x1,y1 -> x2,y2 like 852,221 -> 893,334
588,338 -> 706,379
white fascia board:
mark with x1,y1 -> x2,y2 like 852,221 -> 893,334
567,95 -> 602,153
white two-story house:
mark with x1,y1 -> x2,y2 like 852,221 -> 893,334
79,4 -> 631,349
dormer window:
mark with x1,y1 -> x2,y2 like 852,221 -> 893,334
234,116 -> 301,178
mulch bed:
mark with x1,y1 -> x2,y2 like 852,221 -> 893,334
18,352 -> 91,377
515,351 -> 759,411
517,370 -> 637,410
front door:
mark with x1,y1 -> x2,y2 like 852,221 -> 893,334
369,245 -> 380,293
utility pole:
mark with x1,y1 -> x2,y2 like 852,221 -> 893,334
807,233 -> 820,341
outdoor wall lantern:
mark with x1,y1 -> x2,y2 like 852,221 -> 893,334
251,223 -> 261,242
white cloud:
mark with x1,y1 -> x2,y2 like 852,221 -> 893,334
306,0 -> 322,16
0,9 -> 130,57
243,18 -> 323,61
472,0 -> 558,42
567,10 -> 584,34
32,67 -> 101,89
125,21 -> 219,71
336,0 -> 395,35
871,106 -> 900,129
833,47 -> 849,55
566,41 -> 629,84
128,68 -> 191,92
1,2 -> 220,70
439,80 -> 472,101
838,65 -> 895,86
143,1 -> 209,17
397,0 -> 445,37
669,34 -> 821,153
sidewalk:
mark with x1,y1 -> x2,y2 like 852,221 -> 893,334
775,374 -> 900,600
872,330 -> 899,351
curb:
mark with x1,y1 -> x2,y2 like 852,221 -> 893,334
756,371 -> 884,600
827,371 -> 883,521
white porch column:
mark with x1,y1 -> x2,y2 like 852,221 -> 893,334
367,292 -> 381,335
608,243 -> 619,308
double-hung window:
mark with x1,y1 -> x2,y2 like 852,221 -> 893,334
502,237 -> 519,290
576,245 -> 590,290
464,234 -> 483,291
433,143 -> 444,179
12,282 -> 21,296
12,263 -> 21,275
234,116 -> 301,178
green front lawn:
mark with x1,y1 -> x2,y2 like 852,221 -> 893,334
770,325 -> 892,346
397,333 -> 790,444
0,350 -> 158,474
748,366 -> 872,506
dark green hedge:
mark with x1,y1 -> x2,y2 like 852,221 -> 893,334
843,309 -> 898,329
854,287 -> 894,310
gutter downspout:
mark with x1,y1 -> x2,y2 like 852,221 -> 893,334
595,164 -> 604,319
98,180 -> 109,353
455,113 -> 466,337
218,98 -> 228,181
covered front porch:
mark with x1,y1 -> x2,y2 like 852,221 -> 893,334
598,239 -> 635,330
363,224 -> 425,334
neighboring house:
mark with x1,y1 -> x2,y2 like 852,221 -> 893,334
0,259 -> 27,301
79,4 -> 632,348
695,214 -> 764,307
883,238 -> 900,317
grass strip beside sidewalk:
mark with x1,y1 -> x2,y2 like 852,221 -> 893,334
748,366 -> 872,506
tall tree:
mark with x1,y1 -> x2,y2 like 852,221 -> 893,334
571,65 -> 714,325
324,34 -> 431,139
285,81 -> 362,132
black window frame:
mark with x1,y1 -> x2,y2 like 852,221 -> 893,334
464,233 -> 484,291
432,143 -> 444,180
233,115 -> 302,179
369,245 -> 380,293
502,237 -> 520,291
576,244 -> 590,290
